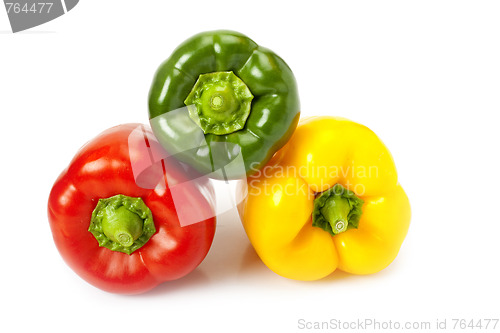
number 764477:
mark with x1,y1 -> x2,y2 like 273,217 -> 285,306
5,2 -> 54,14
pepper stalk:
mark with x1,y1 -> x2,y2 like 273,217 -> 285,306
312,184 -> 364,236
88,194 -> 156,255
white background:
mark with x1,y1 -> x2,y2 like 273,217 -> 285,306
1,1 -> 499,332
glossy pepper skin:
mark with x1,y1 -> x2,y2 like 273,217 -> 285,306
148,30 -> 300,179
238,117 -> 411,280
48,124 -> 216,294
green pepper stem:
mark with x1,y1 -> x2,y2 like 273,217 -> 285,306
184,71 -> 253,135
210,95 -> 224,109
312,184 -> 364,236
88,195 -> 156,255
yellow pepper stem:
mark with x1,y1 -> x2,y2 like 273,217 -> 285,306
320,195 -> 350,234
312,184 -> 364,236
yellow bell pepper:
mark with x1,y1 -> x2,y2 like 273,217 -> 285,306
238,116 -> 411,280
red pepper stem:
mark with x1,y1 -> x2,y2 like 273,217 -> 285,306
88,195 -> 156,255
101,206 -> 144,247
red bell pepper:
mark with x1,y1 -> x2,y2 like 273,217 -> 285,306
48,124 -> 216,294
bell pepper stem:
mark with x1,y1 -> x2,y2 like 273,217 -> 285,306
320,195 -> 350,234
101,206 -> 144,247
88,195 -> 156,255
312,184 -> 364,236
184,71 -> 254,135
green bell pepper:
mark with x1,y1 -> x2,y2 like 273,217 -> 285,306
148,30 -> 300,179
